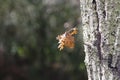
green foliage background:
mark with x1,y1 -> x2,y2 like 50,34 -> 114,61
0,0 -> 87,80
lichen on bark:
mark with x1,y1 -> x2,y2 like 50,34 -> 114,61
80,0 -> 120,80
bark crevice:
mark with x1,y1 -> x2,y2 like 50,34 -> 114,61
92,0 -> 102,61
92,0 -> 103,80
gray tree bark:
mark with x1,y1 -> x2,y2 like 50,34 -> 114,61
80,0 -> 120,80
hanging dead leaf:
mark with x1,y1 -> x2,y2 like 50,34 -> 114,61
56,28 -> 78,50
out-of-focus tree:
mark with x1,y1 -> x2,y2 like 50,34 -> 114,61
0,0 -> 87,80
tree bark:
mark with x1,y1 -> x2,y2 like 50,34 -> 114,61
80,0 -> 120,80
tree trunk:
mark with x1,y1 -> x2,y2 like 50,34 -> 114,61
80,0 -> 120,80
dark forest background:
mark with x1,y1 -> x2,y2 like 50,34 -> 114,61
0,0 -> 87,80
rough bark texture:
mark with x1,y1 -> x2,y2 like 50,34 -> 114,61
80,0 -> 120,80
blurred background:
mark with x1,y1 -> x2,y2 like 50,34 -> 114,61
0,0 -> 87,80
